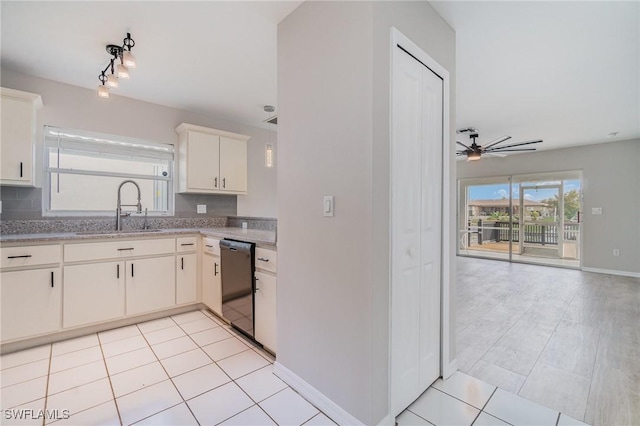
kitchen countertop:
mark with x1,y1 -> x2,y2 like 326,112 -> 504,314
0,227 -> 276,247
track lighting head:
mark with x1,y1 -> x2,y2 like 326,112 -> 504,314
97,33 -> 136,98
97,73 -> 109,98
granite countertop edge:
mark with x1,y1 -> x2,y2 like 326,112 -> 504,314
0,227 -> 276,247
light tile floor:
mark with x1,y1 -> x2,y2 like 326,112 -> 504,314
456,256 -> 640,426
0,303 -> 616,426
0,309 -> 334,426
397,371 -> 588,426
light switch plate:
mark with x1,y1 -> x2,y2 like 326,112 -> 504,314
592,207 -> 602,215
197,204 -> 207,214
323,196 -> 334,217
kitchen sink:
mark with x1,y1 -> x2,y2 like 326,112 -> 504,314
74,229 -> 163,235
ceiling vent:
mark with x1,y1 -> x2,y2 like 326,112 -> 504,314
264,116 -> 277,125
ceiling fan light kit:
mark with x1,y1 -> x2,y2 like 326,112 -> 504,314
456,128 -> 542,161
97,33 -> 136,99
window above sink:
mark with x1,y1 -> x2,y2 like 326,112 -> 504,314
43,126 -> 174,217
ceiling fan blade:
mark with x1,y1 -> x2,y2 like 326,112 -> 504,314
485,148 -> 537,152
456,141 -> 471,150
487,139 -> 542,151
483,152 -> 507,158
481,135 -> 511,150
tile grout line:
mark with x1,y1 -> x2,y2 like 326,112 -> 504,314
170,314 -> 270,425
97,333 -> 124,426
581,323 -> 603,424
41,344 -> 53,426
177,309 -> 308,425
516,294 -> 576,405
134,319 -> 202,426
463,301 -> 530,377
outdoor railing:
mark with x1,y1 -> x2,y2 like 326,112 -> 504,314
466,220 -> 580,247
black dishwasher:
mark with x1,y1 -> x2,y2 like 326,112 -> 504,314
220,239 -> 255,339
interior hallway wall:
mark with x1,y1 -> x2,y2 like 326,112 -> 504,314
277,1 -> 455,423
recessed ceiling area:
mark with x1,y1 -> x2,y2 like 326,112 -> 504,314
430,1 -> 640,152
0,1 -> 302,128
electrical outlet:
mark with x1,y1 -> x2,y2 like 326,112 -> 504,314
197,204 -> 206,214
592,207 -> 603,215
613,249 -> 620,256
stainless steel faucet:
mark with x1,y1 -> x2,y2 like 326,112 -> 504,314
116,180 -> 142,231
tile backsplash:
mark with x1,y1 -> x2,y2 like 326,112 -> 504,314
0,186 -> 237,220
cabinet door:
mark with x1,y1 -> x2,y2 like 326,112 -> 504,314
126,256 -> 176,316
1,268 -> 61,341
202,253 -> 222,316
254,271 -> 277,353
187,131 -> 220,191
1,96 -> 34,184
177,253 -> 197,305
63,261 -> 125,328
219,137 -> 247,193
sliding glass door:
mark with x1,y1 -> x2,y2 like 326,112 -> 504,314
459,172 -> 581,268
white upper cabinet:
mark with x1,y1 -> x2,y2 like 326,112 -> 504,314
175,123 -> 250,194
0,88 -> 43,186
219,137 -> 247,192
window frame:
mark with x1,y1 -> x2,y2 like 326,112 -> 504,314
42,126 -> 175,217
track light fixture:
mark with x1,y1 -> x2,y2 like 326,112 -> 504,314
97,33 -> 136,99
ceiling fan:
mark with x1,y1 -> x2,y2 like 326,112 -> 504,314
456,128 -> 542,161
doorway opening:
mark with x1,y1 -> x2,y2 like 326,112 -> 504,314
458,171 -> 582,268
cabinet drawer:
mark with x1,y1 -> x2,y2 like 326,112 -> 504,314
176,236 -> 197,252
255,247 -> 277,273
203,237 -> 220,256
64,238 -> 175,262
1,244 -> 61,269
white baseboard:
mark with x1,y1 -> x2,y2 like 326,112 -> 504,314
273,362 -> 365,426
442,358 -> 458,379
582,267 -> 640,278
377,413 -> 394,426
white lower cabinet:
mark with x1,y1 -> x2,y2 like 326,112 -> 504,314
126,256 -> 176,316
63,261 -> 125,328
202,253 -> 222,316
254,270 -> 277,353
177,253 -> 197,305
1,268 -> 61,341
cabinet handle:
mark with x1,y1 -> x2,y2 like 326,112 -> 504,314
181,243 -> 194,246
117,264 -> 120,279
257,257 -> 270,262
222,178 -> 226,188
7,255 -> 32,259
131,263 -> 134,277
214,262 -> 218,276
51,271 -> 54,288
117,248 -> 134,251
206,244 -> 213,248
255,278 -> 260,292
19,162 -> 23,178
181,257 -> 184,270
214,177 -> 218,188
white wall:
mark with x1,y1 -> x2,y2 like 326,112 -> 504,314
457,140 -> 640,275
0,68 -> 277,218
278,2 -> 375,422
278,2 -> 455,423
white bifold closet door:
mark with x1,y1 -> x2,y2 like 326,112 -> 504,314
391,44 -> 443,416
